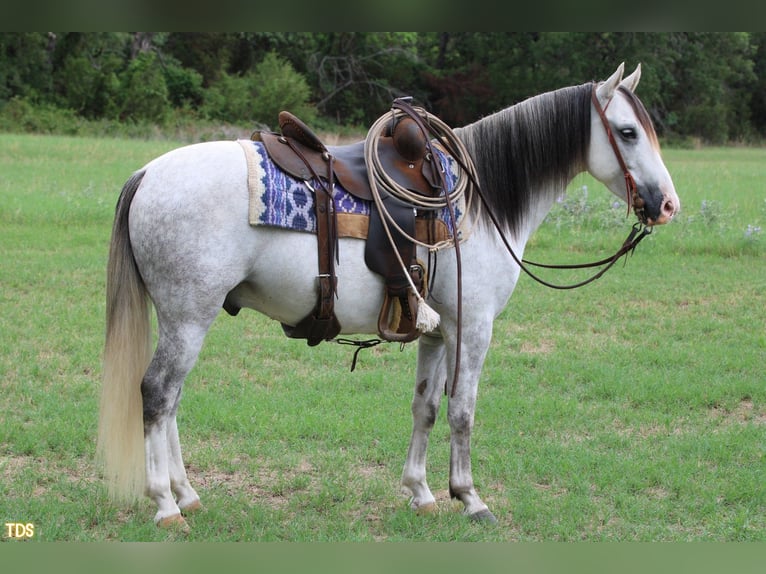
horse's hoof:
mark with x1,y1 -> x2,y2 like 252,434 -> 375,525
157,513 -> 190,533
469,509 -> 498,524
415,502 -> 438,515
180,499 -> 203,513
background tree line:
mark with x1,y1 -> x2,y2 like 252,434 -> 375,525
1,32 -> 764,144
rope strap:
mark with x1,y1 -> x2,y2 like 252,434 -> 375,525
364,98 -> 478,396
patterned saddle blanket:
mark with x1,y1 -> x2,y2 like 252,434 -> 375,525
238,139 -> 463,242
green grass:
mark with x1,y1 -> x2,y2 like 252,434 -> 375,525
1,134 -> 765,541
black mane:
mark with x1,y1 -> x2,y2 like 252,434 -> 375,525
455,82 -> 593,234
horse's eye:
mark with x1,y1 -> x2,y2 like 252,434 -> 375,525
619,128 -> 637,140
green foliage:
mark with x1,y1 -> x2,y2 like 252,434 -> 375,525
1,32 -> 765,142
750,32 -> 766,138
251,51 -> 314,126
56,55 -> 121,118
0,32 -> 52,101
203,52 -> 314,128
50,32 -> 130,120
118,51 -> 170,124
163,32 -> 232,86
0,96 -> 82,134
306,32 -> 423,125
201,72 -> 251,123
162,59 -> 204,109
664,33 -> 756,143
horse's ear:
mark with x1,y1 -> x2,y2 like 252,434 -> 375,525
620,63 -> 641,93
595,62 -> 625,106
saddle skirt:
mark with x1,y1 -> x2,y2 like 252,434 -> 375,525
238,139 -> 464,243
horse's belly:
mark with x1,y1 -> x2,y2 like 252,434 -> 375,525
229,232 -> 385,335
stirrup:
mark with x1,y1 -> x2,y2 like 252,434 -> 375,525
377,288 -> 421,343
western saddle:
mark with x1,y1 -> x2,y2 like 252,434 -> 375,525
251,105 -> 452,347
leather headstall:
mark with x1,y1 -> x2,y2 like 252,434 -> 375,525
590,84 -> 643,223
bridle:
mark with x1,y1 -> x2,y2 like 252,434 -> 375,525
498,83 -> 653,290
590,84 -> 643,222
433,83 -> 654,292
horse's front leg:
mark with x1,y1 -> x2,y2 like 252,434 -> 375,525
447,324 -> 497,523
401,333 -> 447,513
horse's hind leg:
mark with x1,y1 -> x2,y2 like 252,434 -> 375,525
144,416 -> 200,529
167,415 -> 202,512
142,318 -> 212,527
402,334 -> 447,513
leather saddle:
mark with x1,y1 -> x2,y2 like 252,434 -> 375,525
252,110 -> 446,346
258,113 -> 442,201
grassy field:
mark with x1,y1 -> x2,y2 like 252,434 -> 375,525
0,133 -> 764,542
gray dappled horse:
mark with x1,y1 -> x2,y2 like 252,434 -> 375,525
98,63 -> 679,529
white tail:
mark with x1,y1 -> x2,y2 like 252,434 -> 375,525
97,171 -> 151,502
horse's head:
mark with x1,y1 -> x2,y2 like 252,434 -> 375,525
587,63 -> 680,226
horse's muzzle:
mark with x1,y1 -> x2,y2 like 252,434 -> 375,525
635,183 -> 678,226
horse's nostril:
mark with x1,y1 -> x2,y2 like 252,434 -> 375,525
663,199 -> 676,217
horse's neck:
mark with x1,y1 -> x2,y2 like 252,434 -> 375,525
505,180 -> 569,249
455,94 -> 588,244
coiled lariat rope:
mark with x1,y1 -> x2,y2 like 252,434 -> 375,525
363,98 -> 478,333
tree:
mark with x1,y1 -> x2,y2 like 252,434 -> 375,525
119,51 -> 170,123
749,32 -> 766,138
306,32 -> 422,125
660,33 -> 755,143
164,33 -> 233,87
50,32 -> 130,118
202,52 -> 313,128
0,32 -> 763,143
0,32 -> 53,101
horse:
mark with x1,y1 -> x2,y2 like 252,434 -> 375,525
97,62 -> 679,530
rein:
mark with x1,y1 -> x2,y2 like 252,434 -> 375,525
449,83 -> 654,291
508,84 -> 652,289
515,222 -> 652,289
339,88 -> 654,392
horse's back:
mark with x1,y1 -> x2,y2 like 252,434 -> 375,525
140,140 -> 248,202
126,139 -> 385,333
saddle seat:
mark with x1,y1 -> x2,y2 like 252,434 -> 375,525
257,111 -> 442,202
253,111 -> 448,346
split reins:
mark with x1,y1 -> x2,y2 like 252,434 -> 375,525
506,83 -> 652,290
423,85 -> 653,292
340,88 -> 653,392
